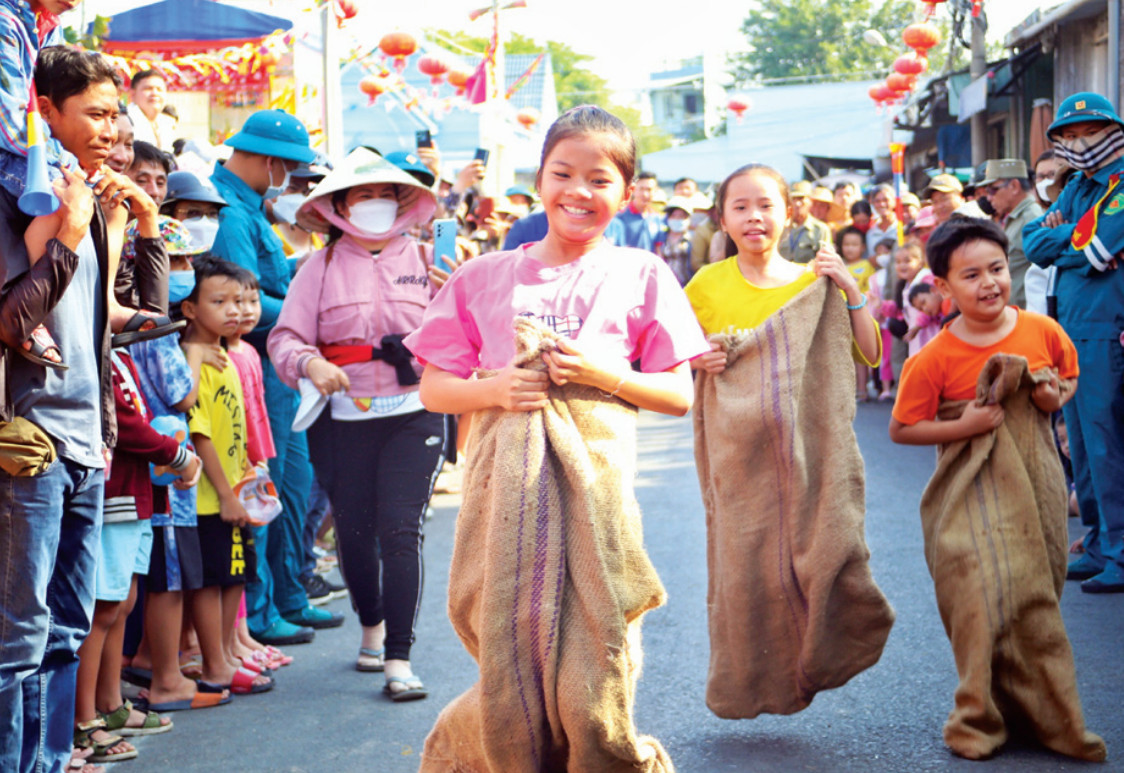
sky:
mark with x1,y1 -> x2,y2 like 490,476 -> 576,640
65,0 -> 1051,93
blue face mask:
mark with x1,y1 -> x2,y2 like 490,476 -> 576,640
168,270 -> 195,303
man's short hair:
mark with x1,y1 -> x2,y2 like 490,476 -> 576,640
130,141 -> 173,175
925,218 -> 1009,279
636,171 -> 657,182
34,46 -> 122,108
674,177 -> 695,186
131,69 -> 166,90
833,181 -> 856,193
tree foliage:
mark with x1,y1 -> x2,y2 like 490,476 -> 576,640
731,0 -> 920,84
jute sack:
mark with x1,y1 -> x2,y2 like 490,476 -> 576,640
921,353 -> 1105,761
419,317 -> 674,773
693,277 -> 894,719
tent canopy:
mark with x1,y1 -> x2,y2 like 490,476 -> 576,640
98,0 -> 292,54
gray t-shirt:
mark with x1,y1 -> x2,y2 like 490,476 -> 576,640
11,231 -> 105,468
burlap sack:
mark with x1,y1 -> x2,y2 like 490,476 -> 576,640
419,317 -> 674,773
693,277 -> 894,719
921,353 -> 1105,761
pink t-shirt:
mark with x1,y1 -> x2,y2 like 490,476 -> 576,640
404,243 -> 710,379
228,343 -> 276,465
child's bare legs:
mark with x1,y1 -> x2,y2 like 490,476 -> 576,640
75,600 -> 134,757
855,364 -> 869,401
191,584 -> 269,687
95,578 -> 171,730
140,589 -> 199,705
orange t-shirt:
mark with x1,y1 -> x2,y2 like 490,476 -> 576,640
892,309 -> 1078,426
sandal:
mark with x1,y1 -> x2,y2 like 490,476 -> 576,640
68,746 -> 103,773
356,647 -> 385,673
111,311 -> 186,348
384,674 -> 428,702
17,324 -> 67,370
73,718 -> 138,763
100,699 -> 172,737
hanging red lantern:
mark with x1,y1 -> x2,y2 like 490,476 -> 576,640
903,22 -> 941,57
379,32 -> 417,73
893,52 -> 928,77
920,0 -> 947,16
873,84 -> 899,103
359,74 -> 390,105
516,107 -> 540,130
335,0 -> 358,20
886,72 -> 916,94
417,54 -> 450,85
447,68 -> 471,95
727,97 -> 751,122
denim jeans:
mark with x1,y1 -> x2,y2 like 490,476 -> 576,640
245,356 -> 312,633
0,457 -> 104,773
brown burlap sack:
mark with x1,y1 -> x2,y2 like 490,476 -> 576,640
419,317 -> 675,773
920,353 -> 1105,761
693,277 -> 894,719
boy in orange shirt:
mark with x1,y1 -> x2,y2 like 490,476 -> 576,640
889,218 -> 1104,762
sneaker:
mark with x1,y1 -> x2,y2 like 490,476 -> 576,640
252,619 -> 315,646
302,574 -> 347,606
1080,562 -> 1124,594
1066,554 -> 1103,581
284,605 -> 344,630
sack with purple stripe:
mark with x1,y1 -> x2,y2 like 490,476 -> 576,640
920,353 -> 1104,761
419,317 -> 674,772
693,278 -> 894,720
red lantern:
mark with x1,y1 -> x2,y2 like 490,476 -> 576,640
447,68 -> 471,95
379,32 -> 417,73
903,22 -> 941,57
335,0 -> 358,20
417,54 -> 450,85
920,0 -> 947,16
893,52 -> 928,77
516,107 -> 540,130
359,74 -> 390,105
727,97 -> 750,122
886,72 -> 916,94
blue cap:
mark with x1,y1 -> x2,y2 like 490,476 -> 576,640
224,110 -> 316,163
385,151 -> 435,188
1047,92 -> 1124,139
160,171 -> 227,214
505,184 -> 535,200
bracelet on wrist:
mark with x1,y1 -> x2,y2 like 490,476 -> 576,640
846,295 -> 869,311
602,375 -> 628,398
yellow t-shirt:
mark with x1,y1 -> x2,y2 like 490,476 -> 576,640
189,361 -> 248,515
846,260 -> 876,295
684,256 -> 880,367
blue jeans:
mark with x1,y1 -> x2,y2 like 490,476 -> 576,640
245,356 -> 312,633
0,457 -> 104,773
301,476 -> 332,582
1064,338 -> 1124,570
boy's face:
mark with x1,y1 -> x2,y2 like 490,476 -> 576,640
184,276 -> 242,339
933,239 -> 1010,324
238,288 -> 261,335
911,290 -> 943,318
128,161 -> 168,206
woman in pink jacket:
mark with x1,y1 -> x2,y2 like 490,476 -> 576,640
267,149 -> 443,702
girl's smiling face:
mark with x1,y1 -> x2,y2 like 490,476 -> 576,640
895,246 -> 924,282
840,232 -> 865,263
720,172 -> 789,257
537,133 -> 632,248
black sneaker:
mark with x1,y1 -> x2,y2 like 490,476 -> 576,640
303,574 -> 347,606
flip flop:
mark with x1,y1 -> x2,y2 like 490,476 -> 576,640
238,656 -> 273,677
17,324 -> 67,370
136,683 -> 231,712
111,311 -> 186,348
200,666 -> 274,696
120,665 -> 152,688
261,645 -> 293,666
384,675 -> 427,702
356,647 -> 385,672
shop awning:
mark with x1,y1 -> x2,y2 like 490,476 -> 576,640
98,0 -> 292,54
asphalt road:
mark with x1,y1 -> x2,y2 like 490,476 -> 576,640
126,402 -> 1124,772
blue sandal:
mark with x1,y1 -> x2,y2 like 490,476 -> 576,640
356,647 -> 385,672
384,675 -> 427,702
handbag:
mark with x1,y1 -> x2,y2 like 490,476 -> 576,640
0,416 -> 56,477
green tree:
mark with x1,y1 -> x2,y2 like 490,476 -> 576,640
731,0 -> 921,84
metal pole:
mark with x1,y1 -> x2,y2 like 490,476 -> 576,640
969,12 -> 987,166
322,4 -> 344,159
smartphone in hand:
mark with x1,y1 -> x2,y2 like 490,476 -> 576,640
433,218 -> 457,273
474,147 -> 490,166
416,129 -> 433,149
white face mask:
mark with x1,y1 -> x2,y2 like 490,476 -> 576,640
264,158 -> 292,201
1036,178 -> 1053,202
181,215 -> 219,251
271,193 -> 305,225
348,199 -> 399,236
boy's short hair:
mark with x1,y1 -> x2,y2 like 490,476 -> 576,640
187,257 -> 251,303
875,236 -> 897,252
131,141 -> 174,175
35,46 -> 122,108
925,218 -> 1009,279
908,282 -> 934,302
239,271 -> 260,291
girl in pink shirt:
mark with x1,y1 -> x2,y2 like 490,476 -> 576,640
405,106 -> 708,771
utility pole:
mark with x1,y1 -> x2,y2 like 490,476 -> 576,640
969,10 -> 987,166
